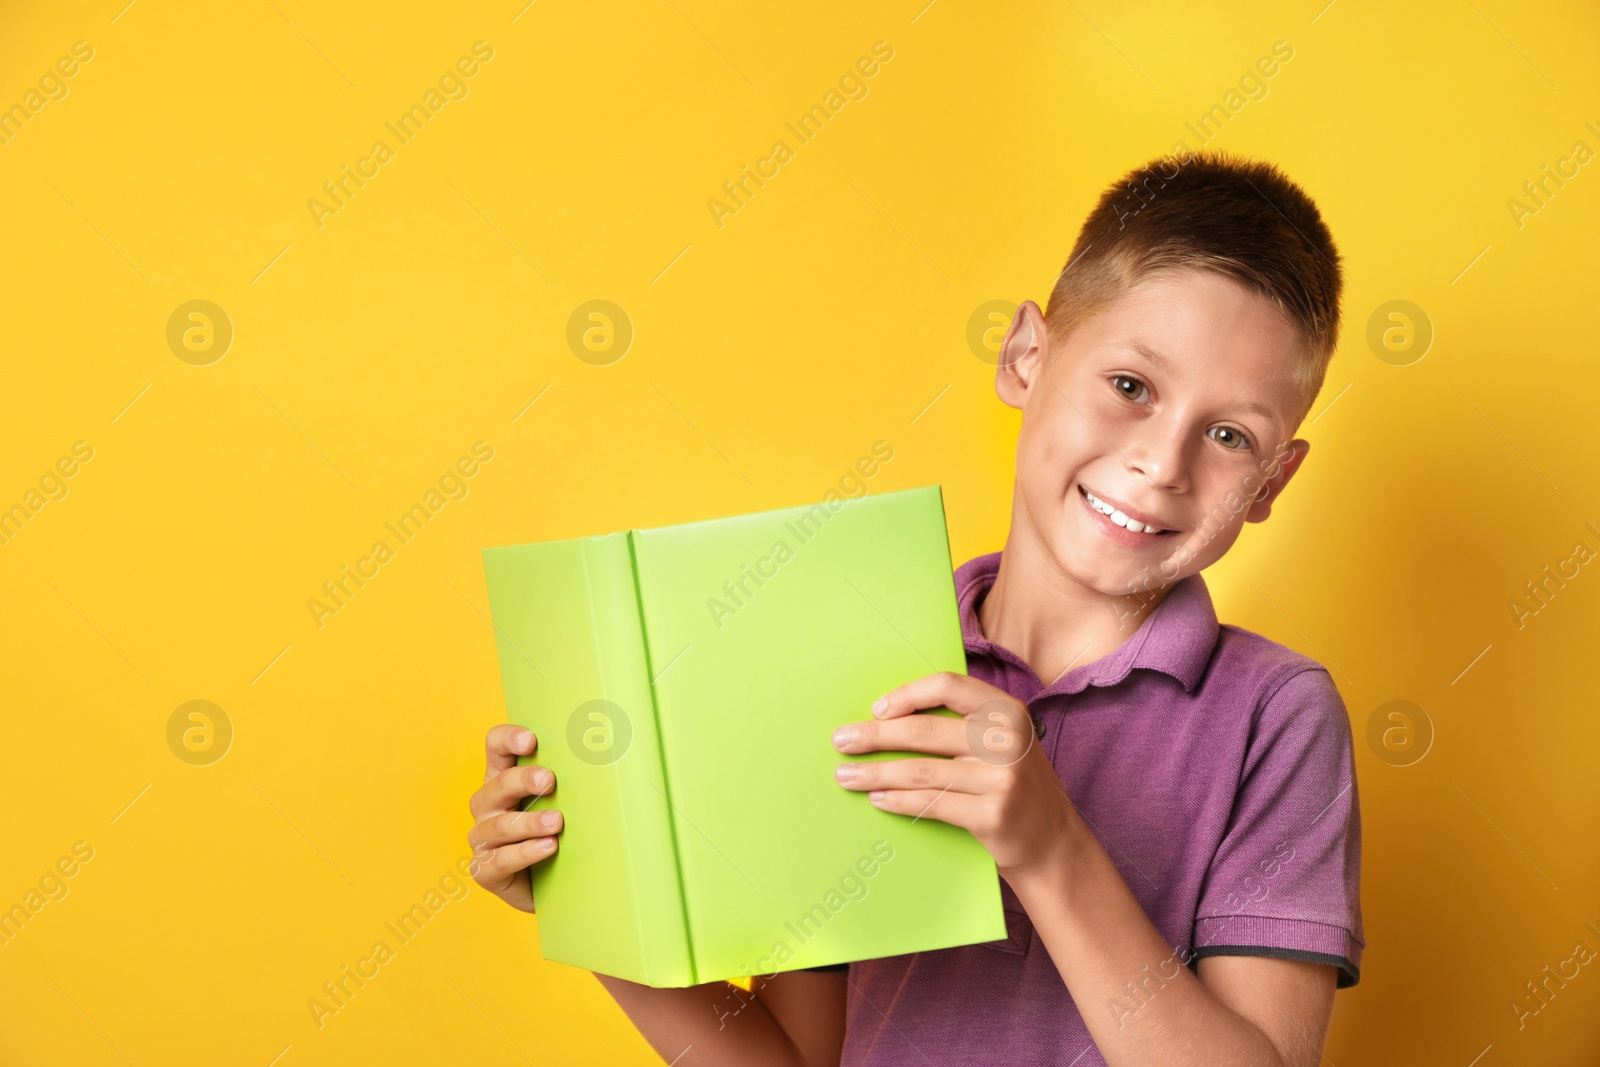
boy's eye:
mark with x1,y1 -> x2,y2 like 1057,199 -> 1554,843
1110,375 -> 1149,403
1209,426 -> 1252,451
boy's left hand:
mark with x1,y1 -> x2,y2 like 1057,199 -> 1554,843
831,670 -> 1079,880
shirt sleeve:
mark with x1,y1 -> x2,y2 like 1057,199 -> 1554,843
1189,666 -> 1365,988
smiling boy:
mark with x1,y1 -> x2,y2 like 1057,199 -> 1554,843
468,149 -> 1363,1066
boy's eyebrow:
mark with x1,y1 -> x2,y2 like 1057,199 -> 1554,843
1116,339 -> 1172,373
1232,396 -> 1280,422
1114,339 -> 1281,423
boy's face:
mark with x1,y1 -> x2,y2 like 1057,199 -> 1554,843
996,269 -> 1312,604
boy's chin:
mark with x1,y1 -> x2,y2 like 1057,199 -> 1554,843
1047,538 -> 1163,598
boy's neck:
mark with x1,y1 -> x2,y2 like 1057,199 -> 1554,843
977,518 -> 1172,688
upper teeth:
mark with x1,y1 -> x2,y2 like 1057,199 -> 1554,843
1084,489 -> 1167,535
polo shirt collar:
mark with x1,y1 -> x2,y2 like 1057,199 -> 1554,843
954,551 -> 1219,697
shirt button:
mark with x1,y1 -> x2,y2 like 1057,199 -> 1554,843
1034,716 -> 1047,741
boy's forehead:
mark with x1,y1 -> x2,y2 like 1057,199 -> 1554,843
1066,271 -> 1307,421
1105,271 -> 1294,344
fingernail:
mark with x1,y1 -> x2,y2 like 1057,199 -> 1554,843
868,791 -> 885,804
536,838 -> 555,852
835,763 -> 859,784
518,728 -> 534,749
832,726 -> 857,749
540,810 -> 559,831
534,770 -> 552,791
871,698 -> 889,717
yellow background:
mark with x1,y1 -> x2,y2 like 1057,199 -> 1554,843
3,0 -> 1598,1063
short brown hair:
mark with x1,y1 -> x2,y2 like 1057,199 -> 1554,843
1044,149 -> 1343,424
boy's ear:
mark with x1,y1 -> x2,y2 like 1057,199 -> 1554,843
995,300 -> 1050,410
1244,439 -> 1311,523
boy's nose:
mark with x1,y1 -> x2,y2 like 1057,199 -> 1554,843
1123,425 -> 1190,494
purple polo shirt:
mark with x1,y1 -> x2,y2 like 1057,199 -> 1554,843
831,552 -> 1364,1067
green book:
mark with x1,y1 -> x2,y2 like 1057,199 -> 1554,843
480,485 -> 1005,987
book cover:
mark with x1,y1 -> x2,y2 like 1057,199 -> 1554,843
481,485 -> 1006,987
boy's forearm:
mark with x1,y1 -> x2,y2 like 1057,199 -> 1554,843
593,973 -> 811,1067
1007,824 -> 1284,1067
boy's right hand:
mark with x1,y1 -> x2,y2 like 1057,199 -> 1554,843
468,724 -> 562,914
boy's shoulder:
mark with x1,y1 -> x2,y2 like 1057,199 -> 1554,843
1213,620 -> 1327,675
1209,619 -> 1347,719
1202,621 -> 1355,778
1131,565 -> 1338,703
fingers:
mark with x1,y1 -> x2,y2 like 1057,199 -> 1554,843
471,836 -> 559,888
470,762 -> 554,821
841,683 -> 1035,765
860,786 -> 985,829
470,725 -> 557,914
873,671 -> 1019,720
484,723 -> 538,783
469,808 -> 564,852
834,755 -> 998,796
832,713 -> 968,757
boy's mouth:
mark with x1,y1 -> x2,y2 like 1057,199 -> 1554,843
1078,485 -> 1175,536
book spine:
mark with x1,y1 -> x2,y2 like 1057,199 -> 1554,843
484,534 -> 692,985
580,535 -> 698,987
624,530 -> 699,986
